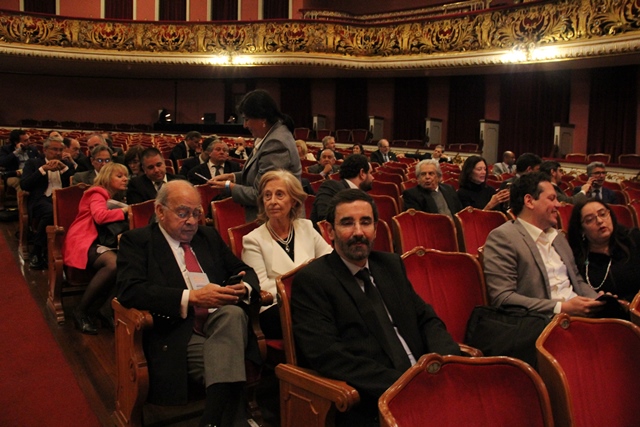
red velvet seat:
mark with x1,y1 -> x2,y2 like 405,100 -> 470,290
228,220 -> 260,258
370,194 -> 399,227
618,154 -> 640,166
351,129 -> 369,144
335,129 -> 351,143
211,198 -> 246,247
128,200 -> 155,230
536,313 -> 640,427
379,354 -> 553,427
565,153 -> 587,162
630,293 -> 640,327
392,209 -> 459,254
608,203 -> 635,228
587,153 -> 611,163
556,203 -> 574,233
454,206 -> 508,256
372,171 -> 404,190
293,127 -> 310,140
370,180 -> 401,207
315,129 -> 331,141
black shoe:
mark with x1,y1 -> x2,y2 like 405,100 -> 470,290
95,311 -> 115,332
73,310 -> 98,335
28,254 -> 47,270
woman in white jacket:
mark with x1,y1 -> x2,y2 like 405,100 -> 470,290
242,170 -> 332,338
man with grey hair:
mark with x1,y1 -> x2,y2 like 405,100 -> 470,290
369,139 -> 402,164
317,135 -> 344,160
72,145 -> 113,185
117,180 -> 260,427
573,161 -> 617,204
20,136 -> 74,269
402,159 -> 462,217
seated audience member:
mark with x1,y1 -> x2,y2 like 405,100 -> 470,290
126,147 -> 185,205
229,137 -> 252,160
101,132 -> 125,163
317,135 -> 344,160
242,170 -> 331,338
499,152 -> 542,190
568,199 -> 640,302
86,133 -> 107,153
124,144 -> 145,178
63,137 -> 92,172
402,159 -> 463,217
169,130 -> 202,169
292,189 -> 460,426
483,172 -> 603,317
20,137 -> 75,269
295,139 -> 316,161
311,154 -> 374,224
539,160 -> 590,204
0,129 -> 40,191
457,155 -> 510,210
369,139 -> 401,164
307,148 -> 340,179
117,180 -> 260,426
431,145 -> 451,164
63,162 -> 129,334
188,139 -> 241,185
180,137 -> 215,177
573,162 -> 617,204
351,143 -> 365,156
492,150 -> 516,175
73,145 -> 113,185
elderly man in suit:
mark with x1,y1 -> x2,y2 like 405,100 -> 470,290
188,139 -> 241,185
573,161 -> 617,204
316,135 -> 344,160
293,189 -> 460,426
170,131 -> 202,170
72,145 -> 113,185
484,172 -> 602,317
126,147 -> 185,205
402,159 -> 462,218
117,180 -> 260,427
20,137 -> 75,269
179,136 -> 215,178
369,139 -> 400,164
311,154 -> 374,224
63,137 -> 92,173
307,148 -> 340,179
0,129 -> 40,191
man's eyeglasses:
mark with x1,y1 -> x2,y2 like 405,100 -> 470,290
94,158 -> 112,164
591,171 -> 607,176
162,204 -> 203,221
582,209 -> 610,226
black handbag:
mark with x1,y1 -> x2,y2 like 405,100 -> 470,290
464,305 -> 551,368
96,220 -> 129,248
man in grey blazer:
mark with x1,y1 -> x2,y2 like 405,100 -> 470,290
483,172 -> 603,317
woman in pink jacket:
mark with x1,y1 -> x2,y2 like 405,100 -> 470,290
63,162 -> 129,334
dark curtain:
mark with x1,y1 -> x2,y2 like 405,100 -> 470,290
335,79 -> 368,130
224,80 -> 256,121
263,0 -> 289,19
499,71 -> 570,158
393,77 -> 429,140
587,66 -> 638,160
24,0 -> 55,14
159,0 -> 186,21
280,79 -> 312,129
211,0 -> 238,20
448,75 -> 485,146
105,0 -> 133,19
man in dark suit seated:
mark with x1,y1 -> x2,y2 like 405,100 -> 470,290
369,139 -> 402,164
20,137 -> 74,269
62,137 -> 92,173
316,135 -> 344,160
228,137 -> 252,161
306,148 -> 340,179
0,129 -> 40,192
127,147 -> 185,205
292,189 -> 460,426
311,154 -> 373,224
72,145 -> 113,185
180,137 -> 215,177
573,161 -> 617,204
188,139 -> 241,185
402,159 -> 462,218
170,131 -> 202,170
117,180 -> 260,427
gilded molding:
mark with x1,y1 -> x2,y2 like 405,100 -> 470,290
0,0 -> 639,70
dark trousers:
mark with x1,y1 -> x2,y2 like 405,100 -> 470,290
30,196 -> 53,255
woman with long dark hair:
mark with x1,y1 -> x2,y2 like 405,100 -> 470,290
457,155 -> 510,210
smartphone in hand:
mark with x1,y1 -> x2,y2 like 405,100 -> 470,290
222,273 -> 243,287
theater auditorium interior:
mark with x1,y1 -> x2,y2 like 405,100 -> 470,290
1,0 -> 640,426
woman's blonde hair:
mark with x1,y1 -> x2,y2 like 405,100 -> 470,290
295,139 -> 308,157
256,170 -> 307,223
93,162 -> 129,196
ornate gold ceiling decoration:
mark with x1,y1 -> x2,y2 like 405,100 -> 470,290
0,0 -> 639,70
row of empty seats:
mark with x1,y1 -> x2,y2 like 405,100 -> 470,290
565,152 -> 640,166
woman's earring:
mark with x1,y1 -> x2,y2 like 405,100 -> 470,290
582,234 -> 586,242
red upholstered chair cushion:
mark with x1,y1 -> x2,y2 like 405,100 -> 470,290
392,210 -> 458,254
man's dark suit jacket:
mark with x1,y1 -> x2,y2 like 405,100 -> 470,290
310,179 -> 350,224
574,185 -> 617,204
306,163 -> 340,176
402,183 -> 463,215
291,251 -> 460,414
20,157 -> 74,217
74,152 -> 92,172
229,147 -> 252,160
126,173 -> 185,205
369,149 -> 397,164
0,144 -> 40,174
179,156 -> 205,177
169,141 -> 196,169
116,224 -> 260,405
187,161 -> 242,185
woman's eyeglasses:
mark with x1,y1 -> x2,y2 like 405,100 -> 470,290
582,209 -> 610,226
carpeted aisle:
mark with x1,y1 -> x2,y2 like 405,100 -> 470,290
0,235 -> 100,426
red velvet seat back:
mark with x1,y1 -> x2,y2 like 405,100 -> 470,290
392,210 -> 458,254
195,184 -> 221,217
128,199 -> 155,229
370,194 -> 398,227
211,198 -> 246,246
402,248 -> 486,343
556,203 -> 574,232
370,181 -> 400,206
455,207 -> 508,256
609,203 -> 635,228
53,184 -> 90,230
228,220 -> 260,258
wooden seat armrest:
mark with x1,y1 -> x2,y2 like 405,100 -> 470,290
275,364 -> 360,412
459,343 -> 483,357
249,290 -> 274,361
260,290 -> 274,307
46,225 -> 66,259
